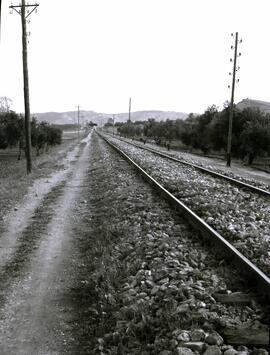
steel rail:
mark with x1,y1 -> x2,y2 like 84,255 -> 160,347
108,134 -> 270,197
99,133 -> 270,299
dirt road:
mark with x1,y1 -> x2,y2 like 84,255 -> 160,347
0,133 -> 94,354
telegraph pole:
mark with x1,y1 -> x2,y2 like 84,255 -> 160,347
128,97 -> 131,122
226,32 -> 241,167
0,0 -> 2,42
76,105 -> 80,139
10,1 -> 39,174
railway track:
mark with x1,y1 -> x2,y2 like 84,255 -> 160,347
99,132 -> 270,279
106,134 -> 270,196
99,132 -> 270,298
91,133 -> 270,352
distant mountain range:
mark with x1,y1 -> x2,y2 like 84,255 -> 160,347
34,110 -> 188,126
33,99 -> 270,126
236,98 -> 270,113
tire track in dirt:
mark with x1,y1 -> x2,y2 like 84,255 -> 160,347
0,133 -> 92,354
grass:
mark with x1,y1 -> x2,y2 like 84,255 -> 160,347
0,134 -> 82,220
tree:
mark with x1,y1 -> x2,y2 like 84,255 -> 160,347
0,111 -> 23,149
196,105 -> 218,154
239,109 -> 270,164
31,119 -> 62,155
47,125 -> 62,146
174,119 -> 185,140
181,107 -> 218,154
0,96 -> 12,112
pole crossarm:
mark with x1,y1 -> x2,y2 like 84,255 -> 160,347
10,4 -> 39,18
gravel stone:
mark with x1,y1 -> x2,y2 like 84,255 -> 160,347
190,329 -> 206,341
177,331 -> 190,342
251,349 -> 269,355
205,332 -> 224,345
223,350 -> 238,355
177,347 -> 195,355
203,345 -> 222,355
183,341 -> 205,352
108,135 -> 270,276
93,134 -> 269,354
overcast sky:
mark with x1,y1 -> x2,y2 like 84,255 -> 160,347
1,0 -> 270,114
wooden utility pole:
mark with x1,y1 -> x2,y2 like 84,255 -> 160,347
77,105 -> 80,139
128,97 -> 131,122
10,1 -> 39,174
0,0 -> 2,42
21,0 -> 31,173
226,32 -> 239,167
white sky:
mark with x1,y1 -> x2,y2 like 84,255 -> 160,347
1,0 -> 270,114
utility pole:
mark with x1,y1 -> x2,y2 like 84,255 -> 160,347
128,97 -> 131,122
10,1 -> 39,174
76,105 -> 80,139
226,32 -> 242,167
112,114 -> 115,135
0,0 -> 2,42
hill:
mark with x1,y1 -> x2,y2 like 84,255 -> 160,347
236,99 -> 270,113
34,110 -> 188,126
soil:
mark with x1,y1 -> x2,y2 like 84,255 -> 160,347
0,134 -> 92,354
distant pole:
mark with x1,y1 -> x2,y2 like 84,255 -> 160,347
0,0 -> 2,42
10,1 -> 39,174
77,105 -> 80,139
227,32 -> 241,167
128,97 -> 131,122
113,114 -> 115,135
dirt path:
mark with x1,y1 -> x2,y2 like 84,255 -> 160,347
0,133 -> 93,354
